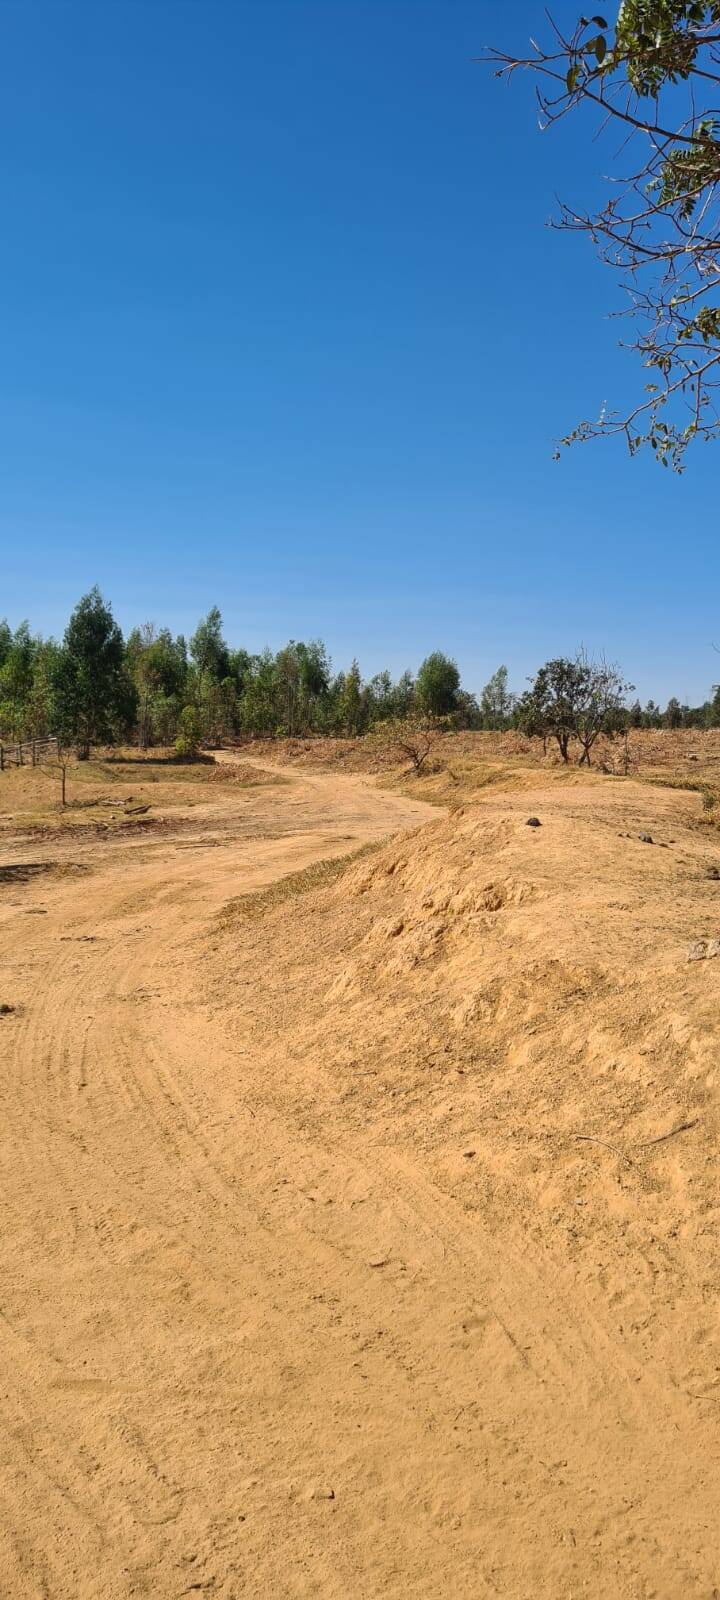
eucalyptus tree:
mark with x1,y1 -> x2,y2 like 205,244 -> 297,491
53,588 -> 136,756
415,652 -> 461,717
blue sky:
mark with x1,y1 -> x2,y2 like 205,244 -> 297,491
0,0 -> 716,704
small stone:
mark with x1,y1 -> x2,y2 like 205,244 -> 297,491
638,833 -> 653,844
707,866 -> 720,880
368,1254 -> 390,1268
526,817 -> 541,828
307,1484 -> 335,1501
462,1149 -> 476,1159
0,1003 -> 15,1016
687,939 -> 720,962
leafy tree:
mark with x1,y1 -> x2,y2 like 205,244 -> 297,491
517,657 -> 585,763
490,5 -> 720,469
273,643 -> 302,734
480,664 -> 514,728
0,622 -> 39,739
0,620 -> 13,671
337,659 -> 365,735
53,588 -> 135,755
295,640 -> 331,730
367,669 -> 395,724
239,649 -> 277,734
228,646 -> 253,697
455,689 -> 482,729
392,669 -> 416,720
24,639 -> 62,740
518,652 -> 631,763
197,673 -> 238,744
175,704 -> 202,759
643,699 -> 663,727
127,625 -> 188,746
415,652 -> 461,717
574,655 -> 634,763
190,606 -> 230,681
665,695 -> 683,728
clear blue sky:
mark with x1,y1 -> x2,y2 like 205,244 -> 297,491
1,0 -> 716,704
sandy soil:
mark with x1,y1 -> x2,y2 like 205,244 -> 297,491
0,752 -> 718,1597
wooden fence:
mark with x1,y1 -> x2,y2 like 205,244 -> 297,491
0,736 -> 59,771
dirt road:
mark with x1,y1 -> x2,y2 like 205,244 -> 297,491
1,759 -> 718,1597
0,761 -> 439,1597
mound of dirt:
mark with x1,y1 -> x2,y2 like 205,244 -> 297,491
2,752 -> 718,1598
206,760 -> 283,787
206,774 -> 720,1595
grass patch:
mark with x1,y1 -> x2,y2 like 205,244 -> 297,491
641,774 -> 719,805
219,840 -> 383,924
71,755 -> 215,785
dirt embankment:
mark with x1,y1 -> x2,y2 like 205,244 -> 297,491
0,751 -> 718,1597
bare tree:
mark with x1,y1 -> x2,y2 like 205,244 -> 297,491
487,5 -> 720,469
372,716 -> 440,774
575,652 -> 633,763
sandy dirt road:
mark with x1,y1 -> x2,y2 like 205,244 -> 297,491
0,758 -> 717,1598
0,761 -> 439,1598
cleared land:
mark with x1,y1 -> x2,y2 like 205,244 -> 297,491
0,737 -> 719,1597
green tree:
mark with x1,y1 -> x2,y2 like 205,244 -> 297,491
0,622 -> 38,739
665,696 -> 683,728
297,640 -> 331,729
490,4 -> 720,469
392,669 -> 416,719
415,652 -> 460,717
239,649 -> 277,734
518,653 -> 631,763
643,699 -> 663,728
273,643 -> 302,734
196,672 -> 238,743
127,624 -> 188,747
175,704 -> 202,759
480,664 -> 514,728
228,646 -> 253,697
0,621 -> 13,671
337,659 -> 365,734
53,588 -> 135,756
367,670 -> 395,725
455,689 -> 482,729
190,606 -> 230,681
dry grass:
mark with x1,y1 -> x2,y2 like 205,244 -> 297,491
0,748 -> 281,837
218,840 -> 383,923
242,727 -> 720,807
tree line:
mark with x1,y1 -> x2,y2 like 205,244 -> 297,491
0,588 -> 719,759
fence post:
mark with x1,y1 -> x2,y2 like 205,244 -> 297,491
32,741 -> 36,767
0,744 -> 3,772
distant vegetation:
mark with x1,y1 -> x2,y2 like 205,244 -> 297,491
1,588 -> 719,759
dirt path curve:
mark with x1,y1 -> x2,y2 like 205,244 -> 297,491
1,760 -> 716,1598
0,760 -> 442,1599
